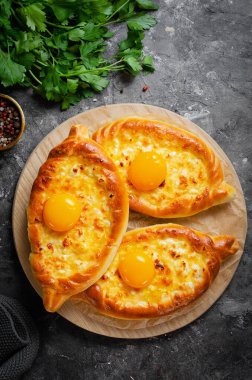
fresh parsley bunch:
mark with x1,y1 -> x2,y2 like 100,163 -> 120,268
0,0 -> 158,109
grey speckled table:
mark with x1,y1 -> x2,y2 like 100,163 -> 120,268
0,1 -> 252,379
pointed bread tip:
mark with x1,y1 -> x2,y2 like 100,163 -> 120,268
43,289 -> 70,313
69,124 -> 89,139
214,182 -> 236,205
212,235 -> 239,260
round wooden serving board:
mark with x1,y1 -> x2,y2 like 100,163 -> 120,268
13,104 -> 247,339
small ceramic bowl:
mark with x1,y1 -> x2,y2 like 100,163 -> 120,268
0,93 -> 25,151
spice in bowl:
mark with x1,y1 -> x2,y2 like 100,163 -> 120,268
0,94 -> 25,150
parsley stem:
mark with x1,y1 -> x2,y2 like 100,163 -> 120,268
29,70 -> 42,85
61,67 -> 122,77
34,64 -> 42,71
101,19 -> 122,27
30,83 -> 39,90
105,0 -> 130,23
47,49 -> 57,66
7,36 -> 16,43
102,12 -> 138,27
45,28 -> 52,36
104,58 -> 124,67
45,21 -> 73,30
60,60 -> 125,77
36,60 -> 48,67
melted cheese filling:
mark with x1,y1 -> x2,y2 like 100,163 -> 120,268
95,235 -> 209,310
31,156 -> 114,279
100,127 -> 209,206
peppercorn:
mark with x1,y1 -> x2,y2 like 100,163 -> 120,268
0,97 -> 22,148
142,85 -> 150,92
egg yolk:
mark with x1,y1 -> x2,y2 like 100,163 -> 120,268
128,151 -> 167,191
118,252 -> 155,288
43,193 -> 81,232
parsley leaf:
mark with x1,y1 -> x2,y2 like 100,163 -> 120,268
0,0 -> 11,18
49,5 -> 73,23
0,50 -> 26,87
15,32 -> 43,54
123,56 -> 142,75
142,55 -> 155,72
19,3 -> 47,32
16,53 -> 35,70
79,74 -> 109,92
119,30 -> 144,51
80,40 -> 105,57
136,0 -> 158,10
61,94 -> 82,111
66,78 -> 79,94
42,68 -> 67,102
127,13 -> 157,30
68,28 -> 85,42
80,40 -> 105,69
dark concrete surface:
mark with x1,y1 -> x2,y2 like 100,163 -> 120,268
0,0 -> 252,379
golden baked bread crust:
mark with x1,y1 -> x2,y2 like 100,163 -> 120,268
78,224 -> 239,319
92,118 -> 235,218
27,125 -> 129,312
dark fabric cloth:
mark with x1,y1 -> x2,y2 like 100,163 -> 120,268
0,295 -> 39,380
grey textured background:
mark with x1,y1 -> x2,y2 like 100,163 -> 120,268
0,0 -> 252,379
